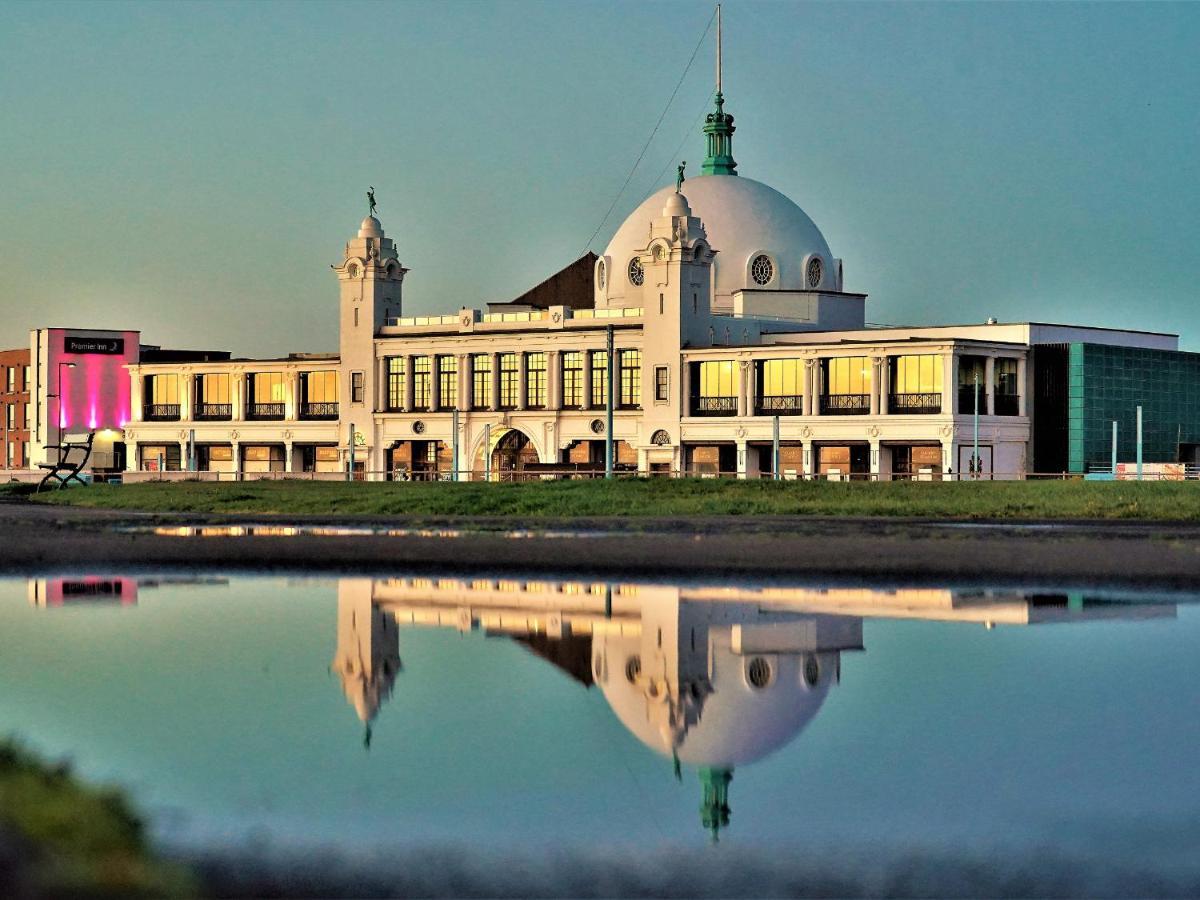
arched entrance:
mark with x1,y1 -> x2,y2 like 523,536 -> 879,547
473,428 -> 541,481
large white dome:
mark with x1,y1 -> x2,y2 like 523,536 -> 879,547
598,174 -> 839,309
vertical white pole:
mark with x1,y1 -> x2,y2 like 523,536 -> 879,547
1111,420 -> 1117,476
1136,405 -> 1143,481
347,421 -> 354,482
452,408 -> 460,482
772,415 -> 780,480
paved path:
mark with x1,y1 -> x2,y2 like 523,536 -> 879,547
2,499 -> 1199,588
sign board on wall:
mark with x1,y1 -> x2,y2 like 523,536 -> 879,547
65,337 -> 125,355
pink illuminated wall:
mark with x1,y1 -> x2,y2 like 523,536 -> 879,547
47,330 -> 138,432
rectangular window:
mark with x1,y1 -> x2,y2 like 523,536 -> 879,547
654,366 -> 669,402
351,371 -> 365,404
411,356 -> 432,410
619,349 -> 641,408
198,373 -> 231,404
994,357 -> 1019,416
145,373 -> 180,408
5,405 -> 13,429
437,356 -> 457,409
251,372 -> 285,403
525,352 -> 546,409
471,354 -> 492,409
889,355 -> 941,413
958,355 -> 986,415
242,444 -> 285,473
387,357 -> 405,410
303,371 -> 338,403
691,360 -> 737,415
5,368 -> 13,392
499,352 -> 519,408
756,359 -> 804,414
821,356 -> 871,414
22,366 -> 30,392
590,350 -> 608,408
561,351 -> 583,408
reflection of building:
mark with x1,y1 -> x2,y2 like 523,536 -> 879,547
331,579 -> 401,746
332,577 -> 1175,837
27,576 -> 138,606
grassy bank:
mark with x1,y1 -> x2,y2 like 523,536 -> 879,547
0,740 -> 194,898
26,477 -> 1200,520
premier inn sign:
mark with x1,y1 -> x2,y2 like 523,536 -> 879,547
65,336 -> 125,355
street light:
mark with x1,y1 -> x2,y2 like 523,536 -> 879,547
46,362 -> 77,464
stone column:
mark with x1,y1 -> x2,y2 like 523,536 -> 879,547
232,373 -> 245,421
878,357 -> 889,415
490,353 -> 501,412
458,354 -> 470,411
404,355 -> 416,412
1017,355 -> 1028,417
942,352 -> 956,416
680,359 -> 690,417
582,351 -> 594,411
547,350 -> 561,410
284,440 -> 294,473
737,361 -> 750,418
870,357 -> 882,416
802,360 -> 815,416
869,438 -> 881,478
736,440 -> 748,479
377,357 -> 388,412
430,357 -> 441,412
130,372 -> 144,422
810,359 -> 823,416
942,439 -> 955,479
516,353 -> 527,411
801,439 -> 814,478
178,441 -> 187,473
985,356 -> 996,416
231,439 -> 241,481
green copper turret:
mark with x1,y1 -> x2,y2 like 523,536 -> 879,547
699,766 -> 733,841
701,92 -> 737,176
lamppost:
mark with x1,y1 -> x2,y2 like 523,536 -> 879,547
46,362 -> 77,463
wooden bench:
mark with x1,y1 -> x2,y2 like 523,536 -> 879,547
37,432 -> 96,493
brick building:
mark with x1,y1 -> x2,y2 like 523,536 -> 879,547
0,347 -> 31,470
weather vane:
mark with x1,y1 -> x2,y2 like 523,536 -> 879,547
367,186 -> 377,217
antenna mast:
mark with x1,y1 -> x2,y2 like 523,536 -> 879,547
716,4 -> 722,94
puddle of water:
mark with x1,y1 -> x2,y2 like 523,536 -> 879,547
2,574 -> 1197,891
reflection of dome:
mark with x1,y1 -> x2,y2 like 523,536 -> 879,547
601,176 -> 836,306
594,633 -> 834,768
358,215 -> 383,237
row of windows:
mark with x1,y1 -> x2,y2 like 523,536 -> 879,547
692,356 -> 1018,399
2,439 -> 30,467
145,372 -> 341,407
385,351 -> 643,410
3,366 -> 31,394
2,401 -> 30,431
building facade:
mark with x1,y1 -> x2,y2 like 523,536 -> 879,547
8,82 -> 1197,481
1,347 -> 31,471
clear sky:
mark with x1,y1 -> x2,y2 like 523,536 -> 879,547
1,1 -> 1197,357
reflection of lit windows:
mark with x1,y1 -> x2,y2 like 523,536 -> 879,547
625,656 -> 641,683
498,580 -> 520,593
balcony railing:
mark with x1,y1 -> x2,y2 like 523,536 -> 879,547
247,402 -> 285,420
820,394 -> 870,415
755,395 -> 803,415
299,402 -> 339,420
195,403 -> 232,420
143,404 -> 180,421
994,394 -> 1020,416
691,396 -> 738,416
888,392 -> 941,414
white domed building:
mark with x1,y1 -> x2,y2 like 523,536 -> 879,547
118,38 -> 1187,483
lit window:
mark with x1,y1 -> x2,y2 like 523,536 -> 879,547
471,354 -> 492,409
351,371 -> 364,404
525,352 -> 546,408
590,350 -> 608,407
750,255 -> 773,286
411,357 -> 431,410
654,366 -> 668,402
437,356 -> 457,409
498,353 -> 519,408
561,352 -> 583,408
387,357 -> 405,410
619,350 -> 641,408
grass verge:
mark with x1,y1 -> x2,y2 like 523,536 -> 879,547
0,740 -> 196,898
26,477 -> 1200,520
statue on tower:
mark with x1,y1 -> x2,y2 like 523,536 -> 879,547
676,161 -> 686,193
367,186 -> 377,217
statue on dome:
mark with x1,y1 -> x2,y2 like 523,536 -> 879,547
367,186 -> 377,217
676,161 -> 686,193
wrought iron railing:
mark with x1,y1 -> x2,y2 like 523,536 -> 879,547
888,392 -> 941,414
143,404 -> 180,421
299,402 -> 339,420
195,403 -> 232,420
691,396 -> 738,416
755,395 -> 803,415
820,394 -> 870,414
247,402 -> 285,420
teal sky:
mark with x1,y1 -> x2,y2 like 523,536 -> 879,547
1,1 -> 1198,357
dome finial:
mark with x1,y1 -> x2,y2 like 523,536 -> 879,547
702,6 -> 737,176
